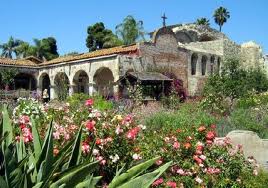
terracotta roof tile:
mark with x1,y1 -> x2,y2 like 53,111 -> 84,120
41,44 -> 138,66
0,58 -> 38,67
0,44 -> 138,68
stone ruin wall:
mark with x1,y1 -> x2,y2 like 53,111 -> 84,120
138,30 -> 189,90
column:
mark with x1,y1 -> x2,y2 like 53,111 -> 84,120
196,54 -> 202,76
50,85 -> 56,100
69,85 -> 75,96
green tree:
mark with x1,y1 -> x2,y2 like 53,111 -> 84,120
15,41 -> 32,58
0,37 -> 22,58
30,37 -> 59,60
0,68 -> 18,89
213,6 -> 230,32
116,15 -> 145,45
86,22 -> 122,51
196,17 -> 210,26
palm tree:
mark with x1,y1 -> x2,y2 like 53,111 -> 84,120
213,6 -> 230,32
32,39 -> 46,60
116,15 -> 145,45
0,37 -> 22,58
196,18 -> 210,26
16,42 -> 32,58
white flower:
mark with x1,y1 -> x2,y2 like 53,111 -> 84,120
93,149 -> 99,156
195,176 -> 203,184
109,154 -> 120,163
138,124 -> 146,130
199,155 -> 206,160
132,153 -> 142,160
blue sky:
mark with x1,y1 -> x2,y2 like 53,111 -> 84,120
1,0 -> 267,55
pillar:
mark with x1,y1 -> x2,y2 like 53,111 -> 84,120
50,85 -> 56,100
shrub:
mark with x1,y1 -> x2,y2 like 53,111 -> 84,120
201,58 -> 268,114
216,107 -> 268,138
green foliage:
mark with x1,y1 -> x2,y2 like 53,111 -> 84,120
86,22 -> 122,51
201,58 -> 268,114
0,67 -> 18,87
196,18 -> 210,26
15,37 -> 59,61
213,6 -> 230,31
116,15 -> 145,45
216,107 -> 268,138
66,93 -> 113,111
0,36 -> 22,58
109,157 -> 172,188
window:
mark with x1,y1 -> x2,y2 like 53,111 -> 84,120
210,56 -> 215,74
201,56 -> 207,75
191,54 -> 198,75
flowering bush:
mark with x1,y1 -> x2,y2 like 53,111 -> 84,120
140,118 -> 260,187
81,100 -> 145,182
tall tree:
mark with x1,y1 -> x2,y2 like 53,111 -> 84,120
86,22 -> 122,51
16,42 -> 32,58
116,15 -> 145,45
196,18 -> 210,26
0,37 -> 22,58
213,6 -> 230,32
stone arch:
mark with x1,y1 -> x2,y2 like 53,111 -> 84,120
39,72 -> 51,99
201,56 -> 208,76
210,56 -> 215,74
72,70 -> 89,94
93,67 -> 114,98
14,73 -> 37,91
54,72 -> 70,100
191,53 -> 198,75
175,31 -> 193,43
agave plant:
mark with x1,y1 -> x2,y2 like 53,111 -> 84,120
0,105 -> 101,188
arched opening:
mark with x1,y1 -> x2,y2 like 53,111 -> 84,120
72,70 -> 89,94
54,72 -> 69,100
93,67 -> 114,98
191,53 -> 198,75
39,73 -> 50,99
13,73 -> 37,91
210,56 -> 215,74
201,56 -> 207,76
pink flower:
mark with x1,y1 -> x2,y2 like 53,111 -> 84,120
53,131 -> 60,140
126,127 -> 140,140
206,131 -> 216,140
85,99 -> 94,106
19,115 -> 30,125
166,181 -> 177,188
115,126 -> 123,135
156,158 -> 163,166
193,155 -> 203,164
82,142 -> 90,154
152,178 -> 164,187
207,167 -> 221,174
85,120 -> 96,131
177,168 -> 185,175
173,141 -> 180,149
100,160 -> 106,165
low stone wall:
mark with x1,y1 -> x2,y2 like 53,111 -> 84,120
216,130 -> 268,170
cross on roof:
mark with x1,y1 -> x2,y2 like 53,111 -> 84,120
161,13 -> 167,27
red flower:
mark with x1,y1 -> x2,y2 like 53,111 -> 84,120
193,155 -> 203,164
152,178 -> 164,187
96,138 -> 102,145
206,131 -> 216,140
126,127 -> 140,140
85,99 -> 94,106
85,120 -> 96,131
166,181 -> 177,188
